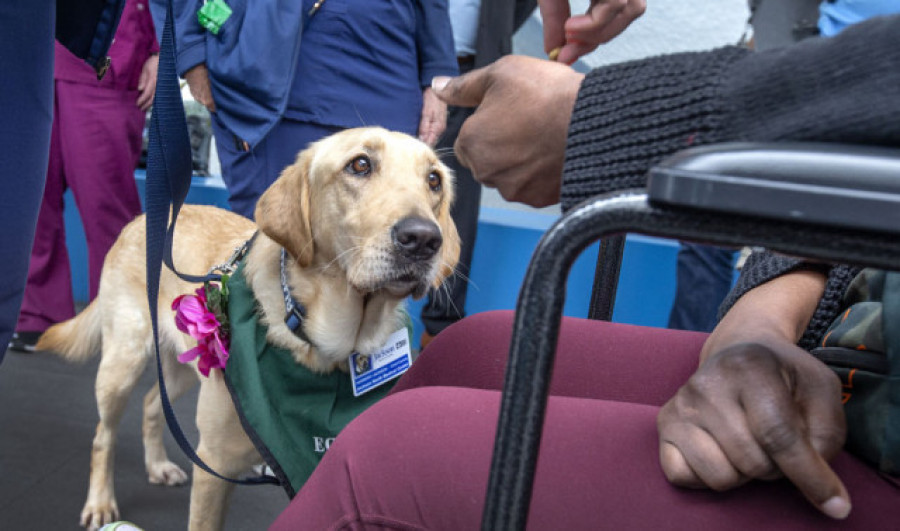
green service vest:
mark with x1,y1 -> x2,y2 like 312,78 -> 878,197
224,261 -> 395,497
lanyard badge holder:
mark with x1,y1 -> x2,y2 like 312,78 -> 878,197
197,0 -> 232,35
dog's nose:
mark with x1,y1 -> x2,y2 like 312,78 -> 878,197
392,216 -> 442,260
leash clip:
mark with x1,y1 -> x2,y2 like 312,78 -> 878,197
206,233 -> 256,277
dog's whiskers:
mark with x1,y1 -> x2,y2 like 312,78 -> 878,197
317,245 -> 364,272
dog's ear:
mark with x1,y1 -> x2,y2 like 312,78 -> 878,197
255,151 -> 315,267
434,176 -> 460,288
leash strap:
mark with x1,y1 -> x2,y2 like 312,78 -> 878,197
145,0 -> 278,487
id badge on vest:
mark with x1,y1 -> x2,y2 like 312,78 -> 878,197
350,328 -> 412,396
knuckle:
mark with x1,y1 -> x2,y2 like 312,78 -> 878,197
734,454 -> 777,479
630,0 -> 647,16
755,418 -> 801,456
811,423 -> 847,457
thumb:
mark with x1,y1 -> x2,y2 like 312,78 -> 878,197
432,69 -> 489,108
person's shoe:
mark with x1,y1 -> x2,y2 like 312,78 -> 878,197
8,331 -> 41,353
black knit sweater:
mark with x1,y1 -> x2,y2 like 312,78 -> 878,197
560,15 -> 900,347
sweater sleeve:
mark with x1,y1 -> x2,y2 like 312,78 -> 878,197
561,15 -> 899,345
561,46 -> 746,211
717,252 -> 861,350
561,14 -> 900,212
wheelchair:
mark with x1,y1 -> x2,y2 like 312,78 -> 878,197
483,142 -> 900,529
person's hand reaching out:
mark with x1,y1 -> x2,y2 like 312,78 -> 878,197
540,0 -> 646,65
431,56 -> 584,207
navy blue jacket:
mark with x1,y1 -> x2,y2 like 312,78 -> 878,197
160,0 -> 457,147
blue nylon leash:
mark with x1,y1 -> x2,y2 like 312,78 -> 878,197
145,0 -> 278,487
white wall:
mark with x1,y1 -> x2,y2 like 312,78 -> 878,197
514,1 -> 750,69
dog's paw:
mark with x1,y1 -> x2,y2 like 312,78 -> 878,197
80,500 -> 119,530
147,460 -> 189,486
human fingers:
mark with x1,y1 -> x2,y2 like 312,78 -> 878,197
556,9 -> 641,64
741,364 -> 850,519
418,88 -> 446,147
195,89 -> 215,113
432,68 -> 491,109
658,371 -> 781,491
445,57 -> 578,207
418,120 -> 440,147
136,70 -> 152,110
567,0 -> 647,41
185,64 -> 216,113
136,87 -> 153,112
453,110 -> 563,208
658,416 -> 748,491
538,0 -> 572,56
794,356 -> 847,460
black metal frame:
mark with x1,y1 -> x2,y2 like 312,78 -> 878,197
481,143 -> 900,530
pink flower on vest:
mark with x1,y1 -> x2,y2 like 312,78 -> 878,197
172,287 -> 229,376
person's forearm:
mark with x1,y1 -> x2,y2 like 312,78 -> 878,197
700,269 -> 826,363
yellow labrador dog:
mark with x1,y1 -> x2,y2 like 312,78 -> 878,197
37,127 -> 460,530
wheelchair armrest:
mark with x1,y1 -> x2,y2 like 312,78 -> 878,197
647,142 -> 900,233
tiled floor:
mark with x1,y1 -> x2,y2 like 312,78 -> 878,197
0,347 -> 289,530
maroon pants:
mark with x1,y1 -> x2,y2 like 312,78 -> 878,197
17,80 -> 144,332
270,311 -> 897,530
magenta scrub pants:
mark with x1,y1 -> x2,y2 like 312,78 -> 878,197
270,310 -> 898,530
16,80 -> 144,333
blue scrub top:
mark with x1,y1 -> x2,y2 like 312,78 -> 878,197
285,0 -> 458,136
818,0 -> 900,36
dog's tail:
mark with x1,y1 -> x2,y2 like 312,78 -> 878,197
35,300 -> 102,363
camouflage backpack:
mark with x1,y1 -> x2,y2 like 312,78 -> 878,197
812,269 -> 900,476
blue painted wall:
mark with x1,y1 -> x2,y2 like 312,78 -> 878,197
64,173 -> 681,349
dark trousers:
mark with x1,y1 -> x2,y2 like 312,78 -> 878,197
212,114 -> 341,219
667,243 -> 737,333
0,0 -> 55,362
421,62 -> 480,336
271,311 -> 894,529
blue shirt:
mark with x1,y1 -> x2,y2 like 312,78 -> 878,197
818,0 -> 900,36
164,0 -> 457,147
285,0 -> 458,135
448,0 -> 481,55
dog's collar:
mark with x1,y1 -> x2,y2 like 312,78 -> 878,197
280,248 -> 316,347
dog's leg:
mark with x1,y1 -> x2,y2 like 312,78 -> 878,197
81,343 -> 149,530
189,371 -> 261,531
142,360 -> 196,486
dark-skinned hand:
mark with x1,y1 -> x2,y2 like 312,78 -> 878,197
658,339 -> 850,520
431,56 -> 584,207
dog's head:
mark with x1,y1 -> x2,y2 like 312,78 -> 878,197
255,127 -> 460,299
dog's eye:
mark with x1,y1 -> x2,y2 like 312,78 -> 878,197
427,171 -> 442,192
346,156 -> 372,176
